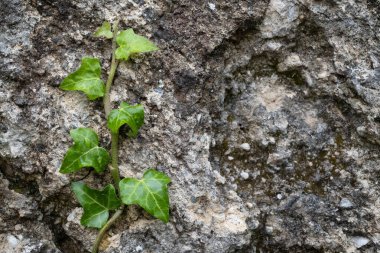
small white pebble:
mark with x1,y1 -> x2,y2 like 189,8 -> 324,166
240,171 -> 249,180
351,236 -> 370,248
228,156 -> 234,161
265,226 -> 273,234
266,41 -> 282,51
277,54 -> 303,72
246,202 -> 253,208
239,143 -> 251,151
340,198 -> 353,208
7,235 -> 19,248
317,71 -> 329,79
208,2 -> 216,11
213,170 -> 226,184
136,245 -> 143,252
276,193 -> 283,200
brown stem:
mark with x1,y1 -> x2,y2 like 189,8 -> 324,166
91,208 -> 124,253
110,134 -> 121,191
103,20 -> 120,117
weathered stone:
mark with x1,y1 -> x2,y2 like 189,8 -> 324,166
1,0 -> 380,252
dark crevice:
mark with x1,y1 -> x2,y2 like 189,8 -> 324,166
42,194 -> 88,253
0,158 -> 85,252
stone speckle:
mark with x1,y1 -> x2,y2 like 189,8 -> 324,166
7,234 -> 19,248
339,198 -> 354,209
240,171 -> 249,180
239,143 -> 251,151
351,236 -> 370,249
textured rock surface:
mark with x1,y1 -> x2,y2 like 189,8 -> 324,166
1,0 -> 380,252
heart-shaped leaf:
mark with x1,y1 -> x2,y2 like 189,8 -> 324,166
72,182 -> 121,228
115,29 -> 158,61
94,21 -> 113,39
60,57 -> 105,100
107,102 -> 144,137
60,128 -> 110,174
119,169 -> 171,223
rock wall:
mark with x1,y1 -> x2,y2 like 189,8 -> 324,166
1,0 -> 380,252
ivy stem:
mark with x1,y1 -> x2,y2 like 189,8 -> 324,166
104,19 -> 120,117
91,209 -> 123,253
110,134 -> 121,191
92,19 -> 124,253
103,19 -> 121,191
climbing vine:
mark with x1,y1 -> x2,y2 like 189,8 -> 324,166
59,20 -> 171,253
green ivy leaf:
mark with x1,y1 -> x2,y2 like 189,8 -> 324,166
107,102 -> 144,137
72,182 -> 121,228
60,57 -> 105,100
94,21 -> 113,39
119,169 -> 171,223
115,29 -> 159,61
60,128 -> 110,174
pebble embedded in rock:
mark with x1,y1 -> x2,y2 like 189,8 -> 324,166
208,2 -> 216,11
277,53 -> 303,72
265,226 -> 273,234
339,198 -> 353,208
240,171 -> 249,180
213,170 -> 226,184
7,235 -> 19,248
351,236 -> 370,248
239,143 -> 251,151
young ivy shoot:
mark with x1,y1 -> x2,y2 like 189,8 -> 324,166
59,20 -> 171,253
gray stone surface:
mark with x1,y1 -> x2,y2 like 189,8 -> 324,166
1,0 -> 380,252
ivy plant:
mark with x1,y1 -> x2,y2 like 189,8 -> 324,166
59,20 -> 171,253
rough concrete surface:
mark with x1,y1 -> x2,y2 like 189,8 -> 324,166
1,0 -> 380,252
